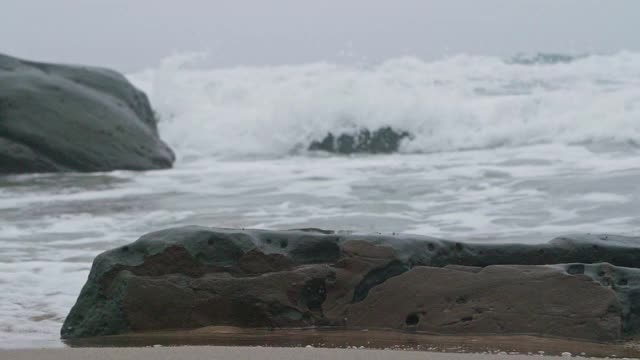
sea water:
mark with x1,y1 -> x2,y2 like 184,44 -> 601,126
1,52 -> 640,348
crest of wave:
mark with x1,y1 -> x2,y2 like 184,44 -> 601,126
128,51 -> 640,160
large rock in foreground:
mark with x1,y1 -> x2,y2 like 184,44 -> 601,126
62,227 -> 640,342
0,53 -> 174,173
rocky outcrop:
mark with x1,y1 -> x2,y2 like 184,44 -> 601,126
309,127 -> 410,154
0,53 -> 175,174
62,227 -> 640,342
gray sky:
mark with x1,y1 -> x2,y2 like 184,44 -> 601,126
1,0 -> 639,72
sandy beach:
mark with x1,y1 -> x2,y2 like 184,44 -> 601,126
0,346 -> 628,360
54,328 -> 640,359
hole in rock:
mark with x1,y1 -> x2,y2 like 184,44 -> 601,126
405,313 -> 420,326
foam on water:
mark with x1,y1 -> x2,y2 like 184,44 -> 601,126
2,144 -> 640,348
129,51 -> 640,160
2,52 -> 640,348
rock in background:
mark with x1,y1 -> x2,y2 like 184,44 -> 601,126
309,127 -> 411,154
0,53 -> 175,173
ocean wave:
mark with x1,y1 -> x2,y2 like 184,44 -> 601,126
127,51 -> 640,160
506,52 -> 588,65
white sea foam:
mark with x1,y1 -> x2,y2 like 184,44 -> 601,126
2,144 -> 640,348
3,53 -> 640,348
128,52 -> 640,161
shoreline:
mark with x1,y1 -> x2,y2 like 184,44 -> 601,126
1,345 -> 637,360
60,327 -> 640,358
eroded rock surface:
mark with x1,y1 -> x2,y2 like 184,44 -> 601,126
0,53 -> 174,173
62,227 -> 640,342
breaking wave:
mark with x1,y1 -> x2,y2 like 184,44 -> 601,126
128,51 -> 640,160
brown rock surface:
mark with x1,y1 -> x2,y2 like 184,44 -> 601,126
62,227 -> 640,342
347,265 -> 621,342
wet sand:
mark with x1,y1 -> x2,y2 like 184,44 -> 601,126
60,327 -> 640,358
1,345 -> 638,360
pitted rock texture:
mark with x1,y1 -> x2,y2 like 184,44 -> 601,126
62,227 -> 640,342
0,53 -> 174,173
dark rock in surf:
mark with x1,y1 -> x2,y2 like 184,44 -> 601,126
508,52 -> 584,65
309,127 -> 410,154
62,227 -> 640,342
0,53 -> 175,174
